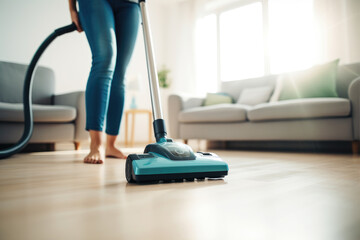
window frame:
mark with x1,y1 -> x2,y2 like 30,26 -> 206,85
199,0 -> 270,89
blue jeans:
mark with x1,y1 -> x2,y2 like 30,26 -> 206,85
78,0 -> 140,135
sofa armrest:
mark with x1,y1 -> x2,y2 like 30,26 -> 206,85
54,91 -> 88,142
349,77 -> 360,140
168,93 -> 204,139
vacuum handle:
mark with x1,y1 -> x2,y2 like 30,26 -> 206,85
140,1 -> 163,121
55,23 -> 77,35
140,1 -> 167,142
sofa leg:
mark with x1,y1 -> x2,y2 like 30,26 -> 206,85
352,141 -> 359,154
184,139 -> 188,145
74,142 -> 81,150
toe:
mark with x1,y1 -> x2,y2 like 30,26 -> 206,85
84,149 -> 104,164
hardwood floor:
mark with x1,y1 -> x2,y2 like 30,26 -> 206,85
0,147 -> 359,240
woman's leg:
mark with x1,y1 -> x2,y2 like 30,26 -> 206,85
78,0 -> 117,163
86,130 -> 104,164
106,134 -> 126,159
105,2 -> 140,158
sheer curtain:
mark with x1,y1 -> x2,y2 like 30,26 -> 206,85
313,0 -> 360,65
161,0 -> 207,96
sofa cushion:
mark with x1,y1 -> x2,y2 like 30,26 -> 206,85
0,102 -> 77,123
203,93 -> 233,106
278,59 -> 339,100
179,104 -> 250,123
237,86 -> 273,106
248,98 -> 350,122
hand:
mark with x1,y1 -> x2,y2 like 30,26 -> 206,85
70,10 -> 83,32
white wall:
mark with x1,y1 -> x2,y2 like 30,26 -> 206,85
0,0 -> 169,143
0,0 -> 91,94
162,1 -> 197,96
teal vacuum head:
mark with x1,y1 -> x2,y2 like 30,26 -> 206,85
125,139 -> 228,183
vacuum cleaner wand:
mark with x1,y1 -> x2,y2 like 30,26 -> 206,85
0,23 -> 77,160
139,0 -> 167,142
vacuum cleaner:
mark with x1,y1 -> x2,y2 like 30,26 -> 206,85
0,0 -> 229,184
125,0 -> 228,183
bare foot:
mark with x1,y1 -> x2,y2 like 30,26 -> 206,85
84,146 -> 105,164
106,146 -> 127,159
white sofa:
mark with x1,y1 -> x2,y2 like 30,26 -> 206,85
168,62 -> 360,153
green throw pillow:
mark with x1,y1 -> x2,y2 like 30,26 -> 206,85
279,59 -> 340,100
203,93 -> 233,106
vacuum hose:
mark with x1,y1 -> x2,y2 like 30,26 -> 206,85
0,23 -> 77,160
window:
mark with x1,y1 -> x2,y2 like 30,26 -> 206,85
195,0 -> 316,92
220,3 -> 264,81
268,0 -> 316,74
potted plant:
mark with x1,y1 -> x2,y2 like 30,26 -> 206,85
158,66 -> 171,89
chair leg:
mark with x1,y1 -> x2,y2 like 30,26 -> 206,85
74,142 -> 81,150
352,141 -> 359,154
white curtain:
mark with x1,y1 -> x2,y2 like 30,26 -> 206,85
158,0 -> 203,95
314,0 -> 360,65
161,0 -> 221,96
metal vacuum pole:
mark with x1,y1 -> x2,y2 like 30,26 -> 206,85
139,0 -> 167,142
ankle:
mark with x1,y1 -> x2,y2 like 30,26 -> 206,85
90,141 -> 103,150
106,144 -> 116,150
88,130 -> 104,150
106,134 -> 118,149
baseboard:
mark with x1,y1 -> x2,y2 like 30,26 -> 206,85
207,140 -> 353,153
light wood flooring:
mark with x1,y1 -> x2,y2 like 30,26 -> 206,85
0,146 -> 360,240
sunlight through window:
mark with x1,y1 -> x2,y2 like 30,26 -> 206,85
268,0 -> 316,74
220,3 -> 264,81
195,0 -> 316,93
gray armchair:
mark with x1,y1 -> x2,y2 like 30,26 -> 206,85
0,61 -> 88,150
